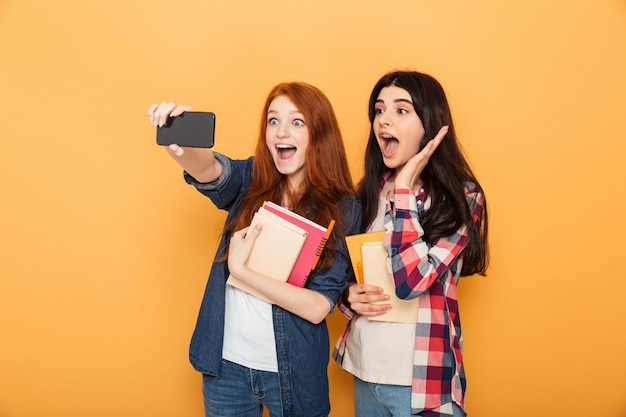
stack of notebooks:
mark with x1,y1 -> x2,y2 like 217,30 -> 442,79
345,231 -> 419,323
226,201 -> 335,303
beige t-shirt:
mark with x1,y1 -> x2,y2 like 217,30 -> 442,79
341,196 -> 415,386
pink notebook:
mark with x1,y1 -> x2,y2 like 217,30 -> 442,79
262,201 -> 335,287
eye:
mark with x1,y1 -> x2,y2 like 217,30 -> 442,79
293,119 -> 305,127
397,108 -> 409,115
374,107 -> 384,115
268,118 -> 279,126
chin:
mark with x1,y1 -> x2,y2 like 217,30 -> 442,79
382,158 -> 400,170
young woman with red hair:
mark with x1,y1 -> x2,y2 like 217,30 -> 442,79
148,82 -> 360,417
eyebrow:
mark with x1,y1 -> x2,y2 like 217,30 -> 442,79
267,109 -> 304,116
376,98 -> 413,105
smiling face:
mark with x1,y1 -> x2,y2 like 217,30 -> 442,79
265,95 -> 310,189
373,85 -> 426,171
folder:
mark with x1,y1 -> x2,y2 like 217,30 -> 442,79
345,231 -> 419,323
345,230 -> 386,284
226,209 -> 308,303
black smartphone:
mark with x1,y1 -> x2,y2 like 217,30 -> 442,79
156,111 -> 216,148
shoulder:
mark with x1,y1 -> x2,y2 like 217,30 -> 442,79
463,181 -> 486,216
338,192 -> 361,212
463,181 -> 484,200
463,180 -> 479,194
337,193 -> 362,235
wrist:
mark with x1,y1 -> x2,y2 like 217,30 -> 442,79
341,282 -> 356,312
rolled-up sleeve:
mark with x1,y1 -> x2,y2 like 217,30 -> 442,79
183,153 -> 253,212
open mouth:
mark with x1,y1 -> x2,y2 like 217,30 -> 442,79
277,144 -> 297,160
380,133 -> 399,156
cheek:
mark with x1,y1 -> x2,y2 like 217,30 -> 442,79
265,129 -> 273,148
411,127 -> 426,151
297,131 -> 310,151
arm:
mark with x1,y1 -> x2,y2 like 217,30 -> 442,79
227,224 -> 333,324
228,195 -> 362,324
388,186 -> 484,299
148,102 -> 222,182
387,124 -> 466,299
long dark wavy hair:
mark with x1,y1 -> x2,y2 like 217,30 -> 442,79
222,82 -> 356,271
359,71 -> 489,276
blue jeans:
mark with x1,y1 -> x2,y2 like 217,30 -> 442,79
202,359 -> 283,417
353,377 -> 465,417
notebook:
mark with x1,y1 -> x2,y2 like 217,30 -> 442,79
226,209 -> 308,303
261,201 -> 335,287
360,241 -> 419,324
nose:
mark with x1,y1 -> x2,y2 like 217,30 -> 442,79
276,122 -> 290,138
378,112 -> 391,127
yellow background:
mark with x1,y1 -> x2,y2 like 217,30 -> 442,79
2,1 -> 625,416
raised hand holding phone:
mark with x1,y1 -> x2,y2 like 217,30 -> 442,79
148,102 -> 190,127
148,102 -> 222,183
149,101 -> 216,149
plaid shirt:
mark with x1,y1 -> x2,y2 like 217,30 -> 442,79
333,181 -> 485,416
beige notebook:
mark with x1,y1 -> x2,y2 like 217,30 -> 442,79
226,209 -> 307,303
361,242 -> 419,324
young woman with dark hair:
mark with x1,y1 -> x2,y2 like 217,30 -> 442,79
149,81 -> 360,417
333,71 -> 489,417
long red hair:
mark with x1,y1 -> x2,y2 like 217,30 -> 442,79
223,82 -> 355,270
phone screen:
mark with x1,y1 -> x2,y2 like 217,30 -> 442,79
156,111 -> 216,148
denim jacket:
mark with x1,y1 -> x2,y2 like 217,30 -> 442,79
184,153 -> 361,417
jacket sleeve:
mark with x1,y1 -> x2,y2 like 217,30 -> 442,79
306,195 -> 361,313
183,153 -> 253,212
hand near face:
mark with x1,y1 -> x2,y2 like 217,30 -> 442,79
393,125 -> 448,190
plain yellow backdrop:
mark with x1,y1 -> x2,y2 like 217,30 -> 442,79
1,1 -> 625,416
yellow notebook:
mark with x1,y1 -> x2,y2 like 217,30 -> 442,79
226,209 -> 308,303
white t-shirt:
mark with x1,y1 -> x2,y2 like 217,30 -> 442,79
222,285 -> 278,372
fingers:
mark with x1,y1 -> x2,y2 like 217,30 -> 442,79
394,125 -> 449,189
168,144 -> 184,157
170,104 -> 192,118
245,223 -> 262,241
347,283 -> 392,316
227,224 -> 263,276
231,224 -> 262,243
348,283 -> 384,296
348,284 -> 390,304
432,125 -> 449,146
350,298 -> 392,316
416,125 -> 449,160
423,125 -> 449,155
147,102 -> 193,127
147,103 -> 158,119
